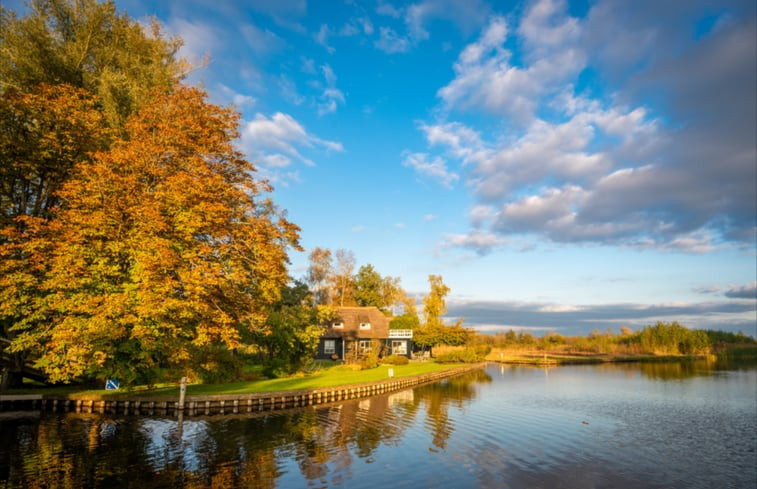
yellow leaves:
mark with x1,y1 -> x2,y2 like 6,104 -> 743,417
3,85 -> 300,383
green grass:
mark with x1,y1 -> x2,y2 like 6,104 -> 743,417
3,362 -> 467,398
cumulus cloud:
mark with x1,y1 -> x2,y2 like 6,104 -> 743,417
402,151 -> 459,188
239,112 -> 343,175
441,230 -> 508,255
415,0 -> 755,252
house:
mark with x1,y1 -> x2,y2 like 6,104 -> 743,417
315,306 -> 413,361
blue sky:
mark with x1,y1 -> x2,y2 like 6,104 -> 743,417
9,0 -> 756,335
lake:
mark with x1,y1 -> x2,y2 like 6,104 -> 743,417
1,360 -> 755,488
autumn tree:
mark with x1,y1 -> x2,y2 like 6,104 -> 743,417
0,0 -> 186,127
0,0 -> 186,388
389,291 -> 420,329
306,247 -> 333,305
8,86 -> 300,384
414,275 -> 473,349
423,274 -> 450,329
0,84 -> 109,388
331,248 -> 356,306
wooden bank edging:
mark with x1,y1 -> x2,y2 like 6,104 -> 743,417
0,363 -> 485,416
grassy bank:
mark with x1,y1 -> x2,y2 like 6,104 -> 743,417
6,361 -> 468,398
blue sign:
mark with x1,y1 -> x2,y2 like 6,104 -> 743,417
105,379 -> 120,390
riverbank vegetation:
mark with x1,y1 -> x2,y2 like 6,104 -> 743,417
467,322 -> 756,364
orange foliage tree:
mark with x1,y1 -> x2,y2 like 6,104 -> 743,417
10,86 -> 300,384
0,84 -> 109,388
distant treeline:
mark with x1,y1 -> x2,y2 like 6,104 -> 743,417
473,322 -> 755,356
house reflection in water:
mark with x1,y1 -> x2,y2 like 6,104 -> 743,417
0,370 -> 491,489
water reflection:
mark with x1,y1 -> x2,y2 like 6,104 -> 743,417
2,364 -> 754,488
0,370 -> 491,488
598,355 -> 756,381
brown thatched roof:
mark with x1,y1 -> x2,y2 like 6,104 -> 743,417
322,306 -> 390,339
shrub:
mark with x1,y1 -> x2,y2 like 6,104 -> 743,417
359,353 -> 380,370
189,346 -> 243,383
381,355 -> 409,365
434,349 -> 481,363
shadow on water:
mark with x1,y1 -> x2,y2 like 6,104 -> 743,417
0,370 -> 491,489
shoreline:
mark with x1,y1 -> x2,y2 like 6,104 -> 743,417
484,350 -> 754,366
0,363 -> 485,416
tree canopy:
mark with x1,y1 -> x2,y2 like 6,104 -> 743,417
7,86 -> 301,383
0,0 -> 186,127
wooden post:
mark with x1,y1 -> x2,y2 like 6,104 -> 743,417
178,376 -> 187,416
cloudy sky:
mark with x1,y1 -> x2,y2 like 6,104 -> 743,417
10,0 -> 756,335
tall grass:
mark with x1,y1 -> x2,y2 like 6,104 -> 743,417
473,322 -> 756,357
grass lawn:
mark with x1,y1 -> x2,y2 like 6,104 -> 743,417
4,362 -> 469,398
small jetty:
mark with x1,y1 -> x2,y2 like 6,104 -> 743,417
0,363 -> 484,417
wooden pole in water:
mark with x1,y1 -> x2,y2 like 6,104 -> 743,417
178,376 -> 187,415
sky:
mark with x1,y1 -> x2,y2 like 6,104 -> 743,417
8,0 -> 757,336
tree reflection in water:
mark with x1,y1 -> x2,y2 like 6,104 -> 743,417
0,370 -> 491,488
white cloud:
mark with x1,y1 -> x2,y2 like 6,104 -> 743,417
420,121 -> 482,159
374,27 -> 412,53
376,2 -> 403,18
166,18 -> 218,67
278,75 -> 305,105
438,12 -> 586,123
239,23 -> 284,57
518,0 -> 581,56
239,112 -> 343,173
301,57 -> 317,74
216,83 -> 256,109
441,230 -> 508,255
317,64 -> 346,115
469,205 -> 495,228
446,297 -> 757,336
415,2 -> 746,252
401,151 -> 459,189
315,24 -> 335,53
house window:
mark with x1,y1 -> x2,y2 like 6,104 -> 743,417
332,321 -> 344,328
324,340 -> 336,355
359,322 -> 371,330
391,340 -> 407,355
359,340 -> 372,353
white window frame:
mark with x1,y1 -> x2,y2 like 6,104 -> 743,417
391,340 -> 407,355
324,339 -> 336,355
359,340 -> 372,353
332,321 -> 344,329
359,322 -> 371,330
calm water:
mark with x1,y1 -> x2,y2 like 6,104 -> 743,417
1,361 -> 755,488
